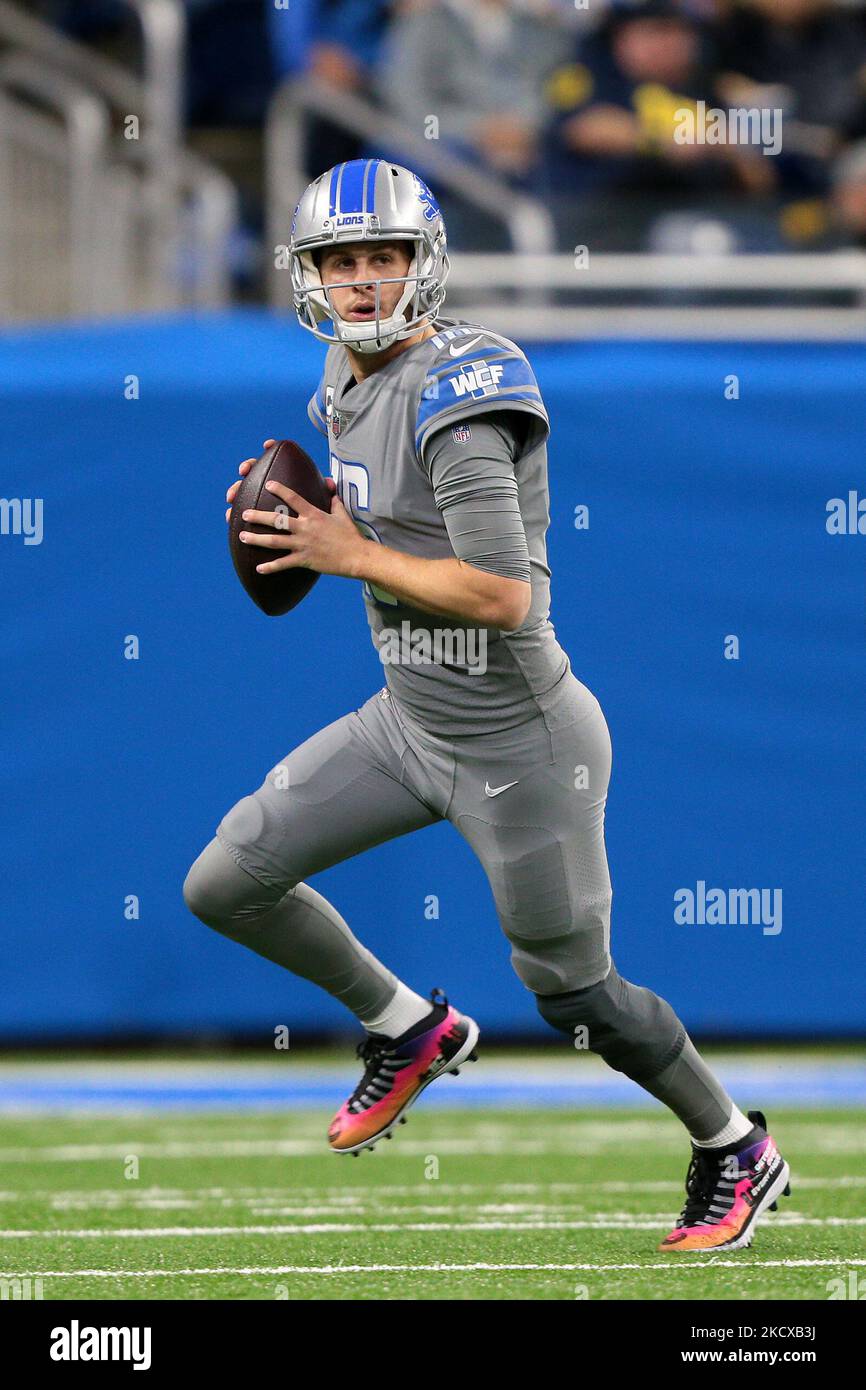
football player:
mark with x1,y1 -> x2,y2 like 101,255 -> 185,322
184,159 -> 790,1252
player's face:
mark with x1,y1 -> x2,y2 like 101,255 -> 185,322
318,242 -> 413,326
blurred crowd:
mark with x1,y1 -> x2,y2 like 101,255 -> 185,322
38,0 -> 866,252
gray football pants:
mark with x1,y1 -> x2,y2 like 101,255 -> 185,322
183,672 -> 737,1139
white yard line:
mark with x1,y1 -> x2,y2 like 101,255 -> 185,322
0,1140 -> 662,1161
1,1216 -> 864,1239
2,1258 -> 865,1279
0,1175 -> 864,1203
1,1135 -> 864,1162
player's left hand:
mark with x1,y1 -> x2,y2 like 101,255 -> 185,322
238,480 -> 367,579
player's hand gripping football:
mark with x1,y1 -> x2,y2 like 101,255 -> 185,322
225,439 -> 364,579
225,439 -> 339,521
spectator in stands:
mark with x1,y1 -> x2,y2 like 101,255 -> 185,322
377,0 -> 574,185
830,140 -> 866,246
308,0 -> 395,89
713,0 -> 866,198
541,0 -> 775,201
269,0 -> 398,174
716,0 -> 866,135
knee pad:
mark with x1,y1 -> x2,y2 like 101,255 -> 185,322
183,837 -> 289,932
483,832 -> 612,994
534,963 -> 685,1083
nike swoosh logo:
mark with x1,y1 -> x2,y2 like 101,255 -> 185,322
484,780 -> 519,797
449,335 -> 485,356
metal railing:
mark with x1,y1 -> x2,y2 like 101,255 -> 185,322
0,0 -> 183,173
0,54 -> 110,317
442,252 -> 866,338
264,74 -> 866,339
0,0 -> 237,320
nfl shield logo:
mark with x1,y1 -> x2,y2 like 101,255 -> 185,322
331,410 -> 342,438
452,423 -> 472,442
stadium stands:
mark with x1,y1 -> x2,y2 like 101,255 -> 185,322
5,0 -> 866,325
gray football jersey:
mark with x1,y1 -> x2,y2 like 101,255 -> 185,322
307,316 -> 570,736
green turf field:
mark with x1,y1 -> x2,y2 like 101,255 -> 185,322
1,1105 -> 864,1300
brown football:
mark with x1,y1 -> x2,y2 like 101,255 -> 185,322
228,439 -> 332,616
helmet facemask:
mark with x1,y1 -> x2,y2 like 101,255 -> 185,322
292,228 -> 449,353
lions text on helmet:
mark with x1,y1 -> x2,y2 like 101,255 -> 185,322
289,160 -> 450,353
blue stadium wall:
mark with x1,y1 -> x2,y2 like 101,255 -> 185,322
2,311 -> 864,1039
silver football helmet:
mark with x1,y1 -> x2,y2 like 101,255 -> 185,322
288,159 -> 450,353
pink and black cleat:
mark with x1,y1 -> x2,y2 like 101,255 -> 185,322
659,1109 -> 792,1252
328,988 -> 480,1156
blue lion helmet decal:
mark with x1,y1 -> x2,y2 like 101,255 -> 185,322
412,174 -> 440,222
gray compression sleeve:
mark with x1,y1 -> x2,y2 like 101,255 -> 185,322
420,411 -> 532,583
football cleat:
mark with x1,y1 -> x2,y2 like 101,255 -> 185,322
328,988 -> 479,1155
659,1109 -> 791,1252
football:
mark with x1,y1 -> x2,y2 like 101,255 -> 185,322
228,438 -> 332,616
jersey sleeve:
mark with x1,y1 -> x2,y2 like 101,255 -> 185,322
421,412 -> 532,584
307,373 -> 328,437
414,336 -> 550,462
